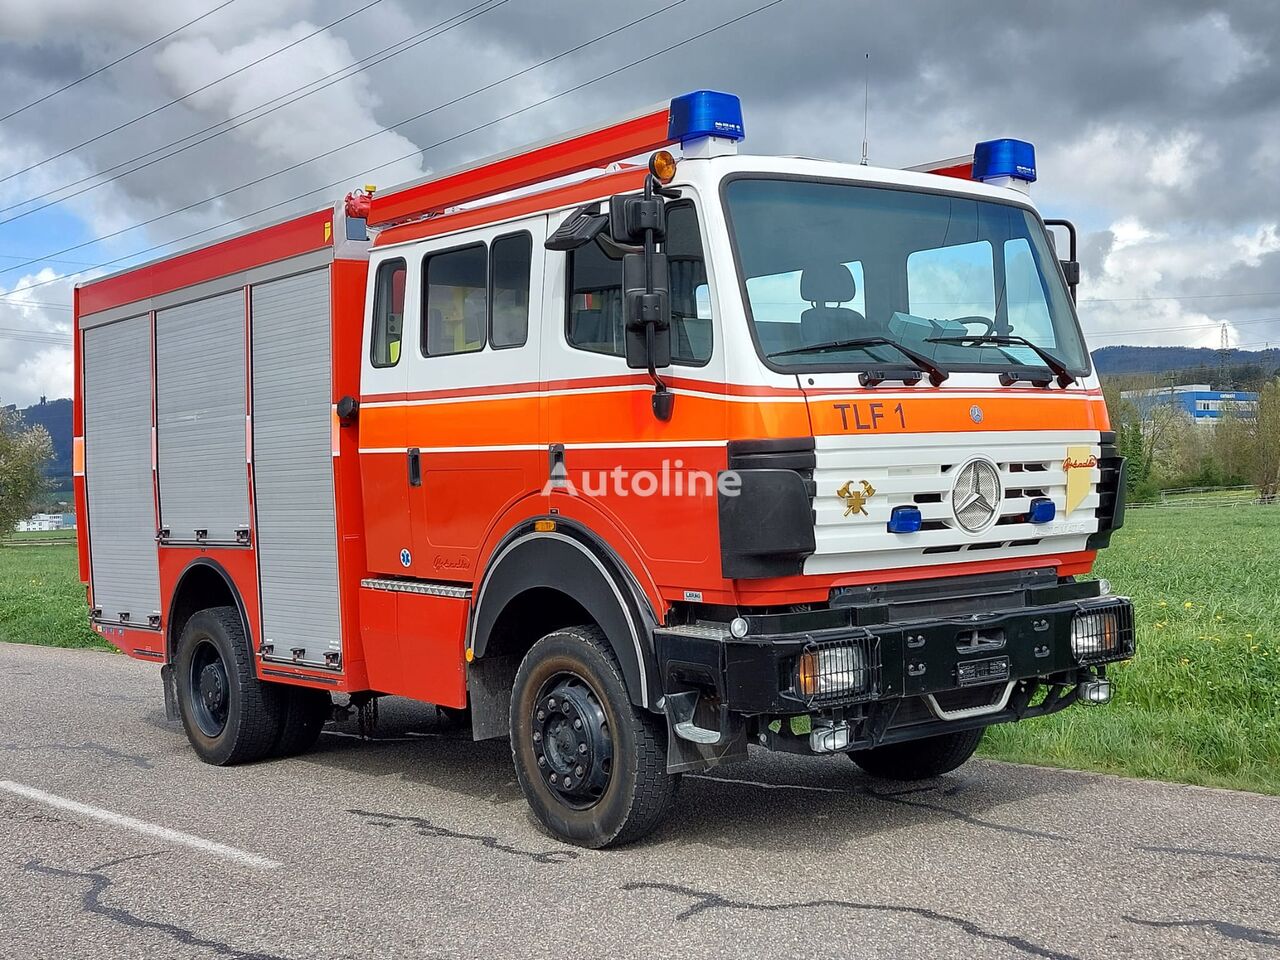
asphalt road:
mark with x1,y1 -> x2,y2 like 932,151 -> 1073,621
1,642 -> 1278,959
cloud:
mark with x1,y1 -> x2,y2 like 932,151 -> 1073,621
0,0 -> 1279,405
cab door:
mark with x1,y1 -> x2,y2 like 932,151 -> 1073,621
358,253 -> 414,575
404,217 -> 546,580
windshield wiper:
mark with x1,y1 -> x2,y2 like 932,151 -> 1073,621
768,337 -> 949,386
926,334 -> 1077,388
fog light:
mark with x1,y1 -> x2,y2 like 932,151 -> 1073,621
810,720 -> 851,753
887,505 -> 922,534
797,645 -> 867,699
729,617 -> 749,638
1079,677 -> 1112,704
1028,497 -> 1056,523
1070,610 -> 1119,660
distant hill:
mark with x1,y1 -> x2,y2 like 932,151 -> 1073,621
1092,345 -> 1280,378
12,397 -> 72,487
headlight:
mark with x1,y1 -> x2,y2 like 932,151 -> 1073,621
1071,610 -> 1120,660
796,644 -> 867,699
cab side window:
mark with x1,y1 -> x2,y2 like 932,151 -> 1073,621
423,243 -> 487,356
490,232 -> 532,349
370,258 -> 406,368
565,201 -> 712,365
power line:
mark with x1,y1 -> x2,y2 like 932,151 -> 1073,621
0,0 -> 784,304
0,0 -> 388,188
0,0 -> 239,123
1084,315 -> 1280,340
1081,290 -> 1280,304
0,0 -> 510,224
0,0 -> 691,279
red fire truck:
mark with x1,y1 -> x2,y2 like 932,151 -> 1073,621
74,91 -> 1132,847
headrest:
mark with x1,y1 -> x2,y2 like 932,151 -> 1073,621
800,263 -> 856,304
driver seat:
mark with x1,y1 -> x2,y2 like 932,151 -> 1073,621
800,263 -> 865,345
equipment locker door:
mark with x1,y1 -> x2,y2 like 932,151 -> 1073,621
251,267 -> 343,668
83,314 -> 162,627
155,291 -> 249,544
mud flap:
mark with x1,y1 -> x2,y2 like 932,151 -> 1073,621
663,690 -> 748,774
160,663 -> 180,722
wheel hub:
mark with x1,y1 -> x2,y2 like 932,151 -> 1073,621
531,677 -> 612,808
190,643 -> 230,737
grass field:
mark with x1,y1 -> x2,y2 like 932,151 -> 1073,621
981,505 -> 1280,794
0,540 -> 104,650
3,508 -> 1279,793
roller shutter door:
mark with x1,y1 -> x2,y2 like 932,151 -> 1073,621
84,315 -> 161,625
155,291 -> 249,543
250,269 -> 341,667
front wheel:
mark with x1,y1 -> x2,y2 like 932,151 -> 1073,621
850,727 -> 985,780
510,625 -> 679,848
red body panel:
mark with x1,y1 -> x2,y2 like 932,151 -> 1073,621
79,210 -> 333,315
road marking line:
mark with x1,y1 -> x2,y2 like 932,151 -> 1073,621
0,780 -> 280,870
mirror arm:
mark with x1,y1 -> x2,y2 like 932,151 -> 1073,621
641,173 -> 674,421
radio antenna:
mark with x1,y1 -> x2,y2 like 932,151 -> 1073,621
860,52 -> 870,165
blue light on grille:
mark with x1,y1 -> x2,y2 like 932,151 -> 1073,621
668,90 -> 745,144
1028,497 -> 1056,523
887,505 -> 923,534
972,138 -> 1037,183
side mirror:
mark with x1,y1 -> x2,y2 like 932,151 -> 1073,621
1044,218 -> 1080,304
609,194 -> 666,245
622,252 -> 671,370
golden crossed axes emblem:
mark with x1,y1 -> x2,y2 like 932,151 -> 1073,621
836,479 -> 877,517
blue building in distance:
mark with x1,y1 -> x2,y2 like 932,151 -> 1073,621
1121,384 -> 1259,423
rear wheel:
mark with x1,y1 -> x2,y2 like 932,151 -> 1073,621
850,727 -> 985,780
174,606 -> 284,765
272,686 -> 331,757
510,625 -> 679,848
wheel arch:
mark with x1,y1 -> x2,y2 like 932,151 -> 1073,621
166,558 -> 253,663
470,520 -> 660,709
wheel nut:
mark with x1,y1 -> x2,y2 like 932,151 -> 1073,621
536,709 -> 545,721
537,755 -> 546,767
549,773 -> 557,784
573,718 -> 582,730
578,743 -> 587,754
575,765 -> 584,777
547,698 -> 557,710
532,731 -> 541,742
563,778 -> 572,789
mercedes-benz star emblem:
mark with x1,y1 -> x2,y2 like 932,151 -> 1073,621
951,458 -> 1002,533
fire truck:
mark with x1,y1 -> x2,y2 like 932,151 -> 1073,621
73,91 -> 1133,847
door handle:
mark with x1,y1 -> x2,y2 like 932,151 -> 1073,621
407,447 -> 421,487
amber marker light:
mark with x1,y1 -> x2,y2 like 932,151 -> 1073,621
649,150 -> 677,184
533,519 -> 557,532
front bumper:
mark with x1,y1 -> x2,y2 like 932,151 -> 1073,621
655,582 -> 1134,723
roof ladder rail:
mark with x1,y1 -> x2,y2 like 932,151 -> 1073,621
365,103 -> 674,229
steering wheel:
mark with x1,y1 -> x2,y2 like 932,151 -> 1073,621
946,316 -> 996,336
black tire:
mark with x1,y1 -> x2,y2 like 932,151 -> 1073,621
272,686 -> 331,757
174,606 -> 284,766
510,625 -> 679,848
850,727 -> 985,780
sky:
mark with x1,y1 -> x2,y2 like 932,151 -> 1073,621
1,0 -> 1278,406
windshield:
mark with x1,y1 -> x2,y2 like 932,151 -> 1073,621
723,177 -> 1089,376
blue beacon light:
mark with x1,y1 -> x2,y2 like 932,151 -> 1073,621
668,90 -> 744,158
972,138 -> 1037,192
1027,497 -> 1056,524
887,505 -> 923,534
